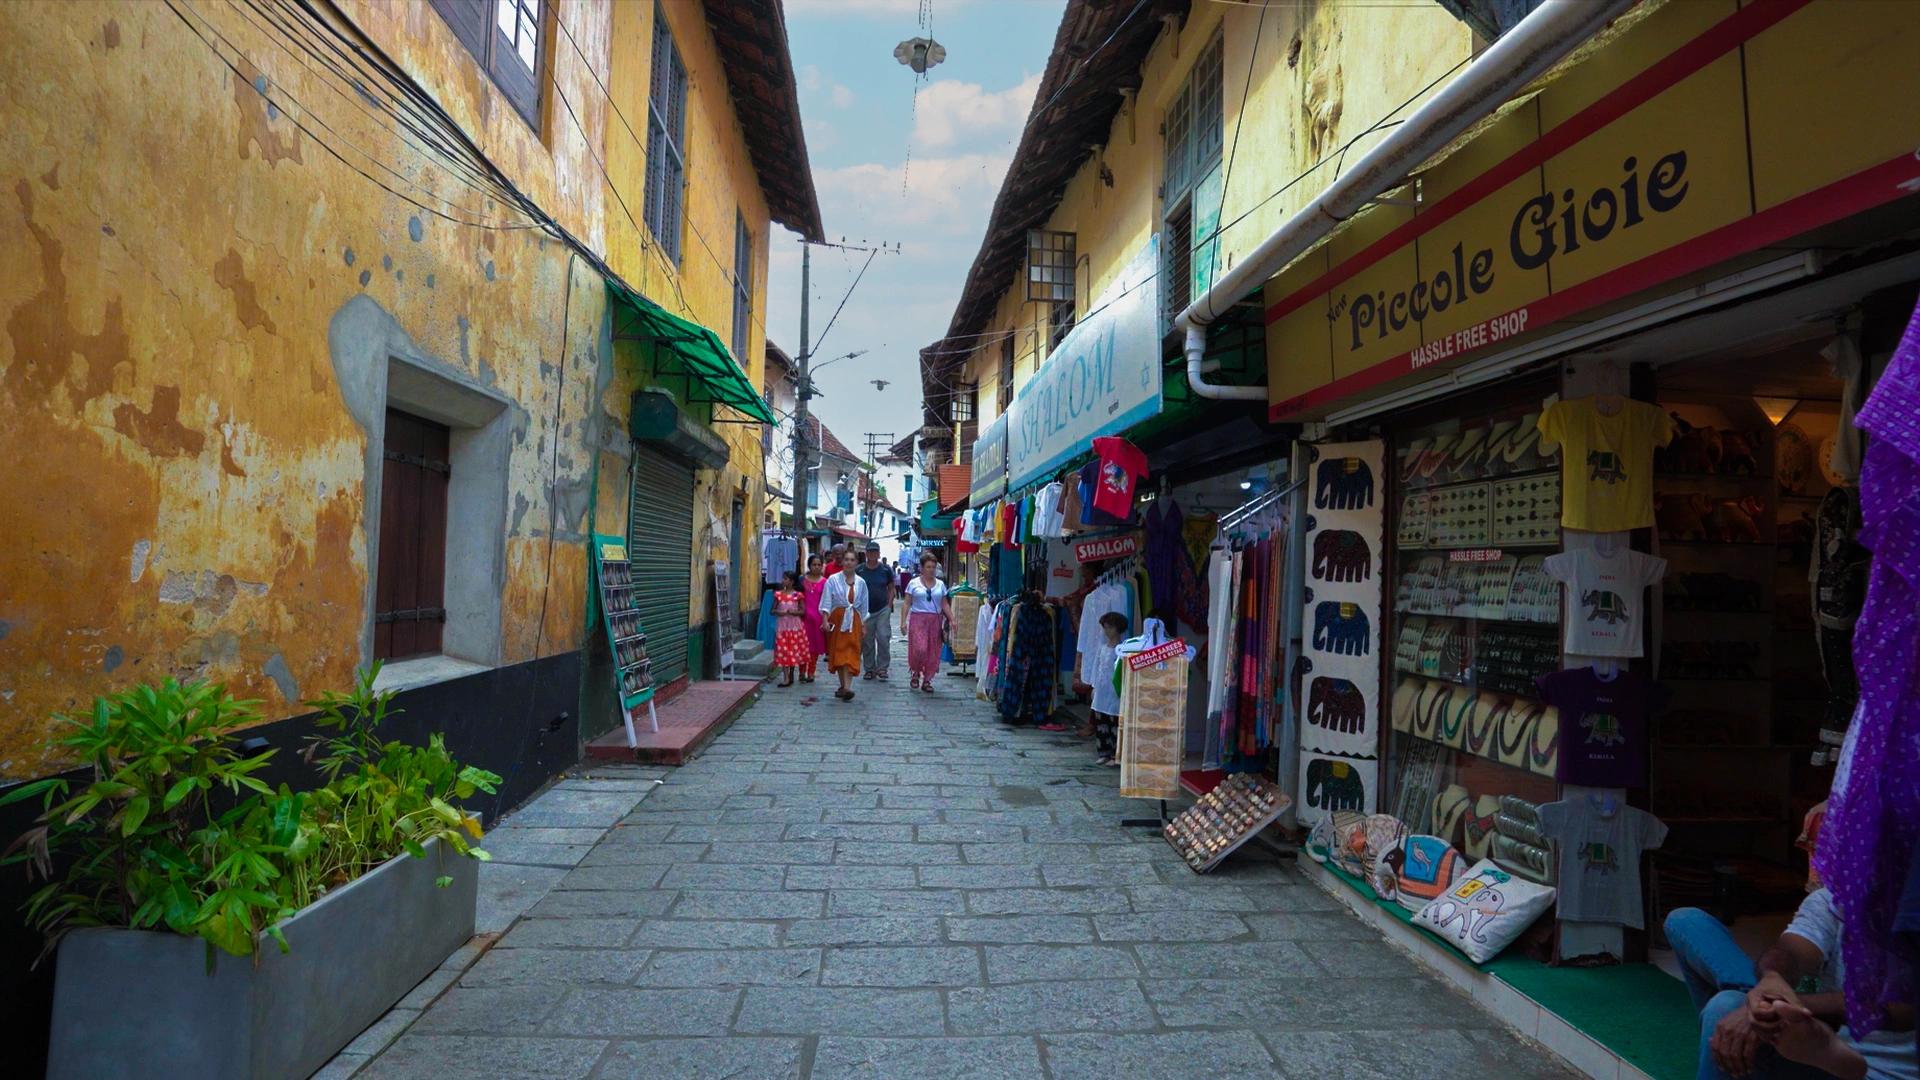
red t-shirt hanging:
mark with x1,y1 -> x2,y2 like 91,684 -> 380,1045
1090,436 -> 1147,520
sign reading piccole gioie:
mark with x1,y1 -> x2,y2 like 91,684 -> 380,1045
1262,0 -> 1920,420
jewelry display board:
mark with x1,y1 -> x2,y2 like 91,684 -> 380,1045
593,534 -> 657,743
1163,773 -> 1292,872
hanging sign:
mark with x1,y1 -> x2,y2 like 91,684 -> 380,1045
1265,0 -> 1920,420
1006,236 -> 1163,490
970,414 -> 1008,505
1073,532 -> 1141,563
1127,638 -> 1189,671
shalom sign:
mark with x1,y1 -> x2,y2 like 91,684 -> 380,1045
1073,533 -> 1140,563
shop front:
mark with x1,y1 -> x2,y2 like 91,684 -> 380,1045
1254,2 -> 1920,1075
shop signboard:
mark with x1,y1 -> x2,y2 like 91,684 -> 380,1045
1126,638 -> 1189,671
1265,0 -> 1920,420
1072,532 -> 1141,564
969,414 -> 1008,505
1007,236 -> 1162,490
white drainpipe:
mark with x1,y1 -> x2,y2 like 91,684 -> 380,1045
1179,0 -> 1637,401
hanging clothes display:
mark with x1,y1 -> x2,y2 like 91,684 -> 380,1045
1199,485 -> 1294,771
997,593 -> 1060,727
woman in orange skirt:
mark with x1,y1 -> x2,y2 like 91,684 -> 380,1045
820,547 -> 870,701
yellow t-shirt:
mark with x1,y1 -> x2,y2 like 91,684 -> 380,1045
1537,397 -> 1676,532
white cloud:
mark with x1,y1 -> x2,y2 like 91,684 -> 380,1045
812,153 -> 1011,235
830,84 -> 856,109
913,73 -> 1041,150
786,0 -> 966,15
799,64 -> 856,109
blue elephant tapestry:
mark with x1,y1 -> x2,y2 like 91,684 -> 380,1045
1298,440 -> 1385,823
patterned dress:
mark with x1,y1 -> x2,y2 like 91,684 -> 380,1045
772,590 -> 808,666
997,601 -> 1059,726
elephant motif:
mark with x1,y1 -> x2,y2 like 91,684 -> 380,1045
1311,529 -> 1373,582
1308,677 -> 1366,733
1312,601 -> 1370,656
1580,711 -> 1624,746
1582,589 -> 1628,625
1425,875 -> 1512,947
1314,456 -> 1375,510
1305,757 -> 1366,812
1587,450 -> 1627,484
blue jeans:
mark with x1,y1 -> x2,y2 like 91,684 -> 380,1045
1664,908 -> 1829,1080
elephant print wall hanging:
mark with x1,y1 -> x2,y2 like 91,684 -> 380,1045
1302,752 -> 1374,814
1299,440 -> 1385,810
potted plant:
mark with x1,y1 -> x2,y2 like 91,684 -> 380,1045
2,668 -> 499,1080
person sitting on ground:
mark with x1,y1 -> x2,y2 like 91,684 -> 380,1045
1665,883 -> 1916,1080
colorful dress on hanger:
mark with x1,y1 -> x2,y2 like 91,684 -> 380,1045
772,590 -> 808,667
998,600 -> 1059,726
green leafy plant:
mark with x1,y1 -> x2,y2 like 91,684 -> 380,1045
0,667 -> 499,963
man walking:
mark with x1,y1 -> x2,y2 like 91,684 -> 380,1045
856,542 -> 895,681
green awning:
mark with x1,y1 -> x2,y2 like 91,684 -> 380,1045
608,281 -> 774,424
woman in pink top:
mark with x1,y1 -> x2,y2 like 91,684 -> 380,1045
799,552 -> 827,682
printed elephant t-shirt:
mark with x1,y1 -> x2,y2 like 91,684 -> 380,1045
1537,789 -> 1667,928
1544,543 -> 1665,657
1535,666 -> 1666,787
1537,396 -> 1676,531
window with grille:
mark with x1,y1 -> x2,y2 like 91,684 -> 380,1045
1026,230 -> 1076,304
375,410 -> 451,661
429,0 -> 543,130
1163,31 -> 1223,326
998,336 -> 1015,410
645,3 -> 688,265
950,384 -> 976,424
732,212 -> 753,362
1049,300 -> 1076,351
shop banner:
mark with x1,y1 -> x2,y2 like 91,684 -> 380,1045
1072,532 -> 1141,564
1265,0 -> 1920,419
970,414 -> 1008,505
1007,236 -> 1162,490
1120,653 -> 1186,800
1127,638 -> 1189,671
1297,440 -> 1385,825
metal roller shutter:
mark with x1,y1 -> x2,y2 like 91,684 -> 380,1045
629,444 -> 695,686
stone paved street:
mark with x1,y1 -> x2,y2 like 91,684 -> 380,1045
360,639 -> 1575,1078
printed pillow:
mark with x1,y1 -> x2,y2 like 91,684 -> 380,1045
1387,834 -> 1464,913
1411,858 -> 1557,964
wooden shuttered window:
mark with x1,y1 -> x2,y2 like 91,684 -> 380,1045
375,409 -> 451,661
645,2 -> 689,264
430,0 -> 543,130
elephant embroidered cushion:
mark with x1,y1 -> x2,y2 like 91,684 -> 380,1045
1389,834 -> 1465,913
1412,859 -> 1557,964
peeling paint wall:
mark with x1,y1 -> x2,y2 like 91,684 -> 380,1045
0,0 -> 617,777
957,2 -> 1472,424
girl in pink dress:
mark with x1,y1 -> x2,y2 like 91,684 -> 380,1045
771,572 -> 808,687
799,553 -> 827,682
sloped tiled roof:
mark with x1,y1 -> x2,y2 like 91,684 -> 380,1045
703,1 -> 825,241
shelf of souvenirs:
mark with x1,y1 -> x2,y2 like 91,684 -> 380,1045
1390,610 -> 1565,629
1388,681 -> 1560,780
1397,538 -> 1563,553
1655,470 -> 1776,482
1389,665 -> 1553,706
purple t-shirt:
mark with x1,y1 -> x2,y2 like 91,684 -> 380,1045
1535,666 -> 1664,788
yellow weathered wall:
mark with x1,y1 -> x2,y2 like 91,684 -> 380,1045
0,0 -> 637,777
964,1 -> 1471,416
600,0 -> 775,635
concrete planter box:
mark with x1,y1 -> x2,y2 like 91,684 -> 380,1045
47,837 -> 478,1080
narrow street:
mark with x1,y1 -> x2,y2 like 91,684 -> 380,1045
356,638 -> 1573,1079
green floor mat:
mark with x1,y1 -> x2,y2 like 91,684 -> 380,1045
1314,859 -> 1696,1079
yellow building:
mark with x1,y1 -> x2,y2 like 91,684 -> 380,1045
0,0 -> 818,791
919,0 -> 1475,475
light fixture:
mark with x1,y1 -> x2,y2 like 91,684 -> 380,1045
1753,396 -> 1799,425
893,36 -> 947,75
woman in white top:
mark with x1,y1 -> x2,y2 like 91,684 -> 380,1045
899,551 -> 952,693
820,547 -> 870,700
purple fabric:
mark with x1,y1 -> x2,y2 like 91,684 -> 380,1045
1815,297 -> 1920,1037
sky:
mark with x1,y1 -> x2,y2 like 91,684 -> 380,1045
767,0 -> 1066,488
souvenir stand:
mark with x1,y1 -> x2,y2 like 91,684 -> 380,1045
592,534 -> 657,746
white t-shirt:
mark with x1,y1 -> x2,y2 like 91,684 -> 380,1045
1786,888 -> 1920,1080
905,578 -> 948,614
1544,542 -> 1665,658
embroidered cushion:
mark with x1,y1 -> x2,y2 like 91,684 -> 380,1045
1387,834 -> 1464,912
1412,858 -> 1557,963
